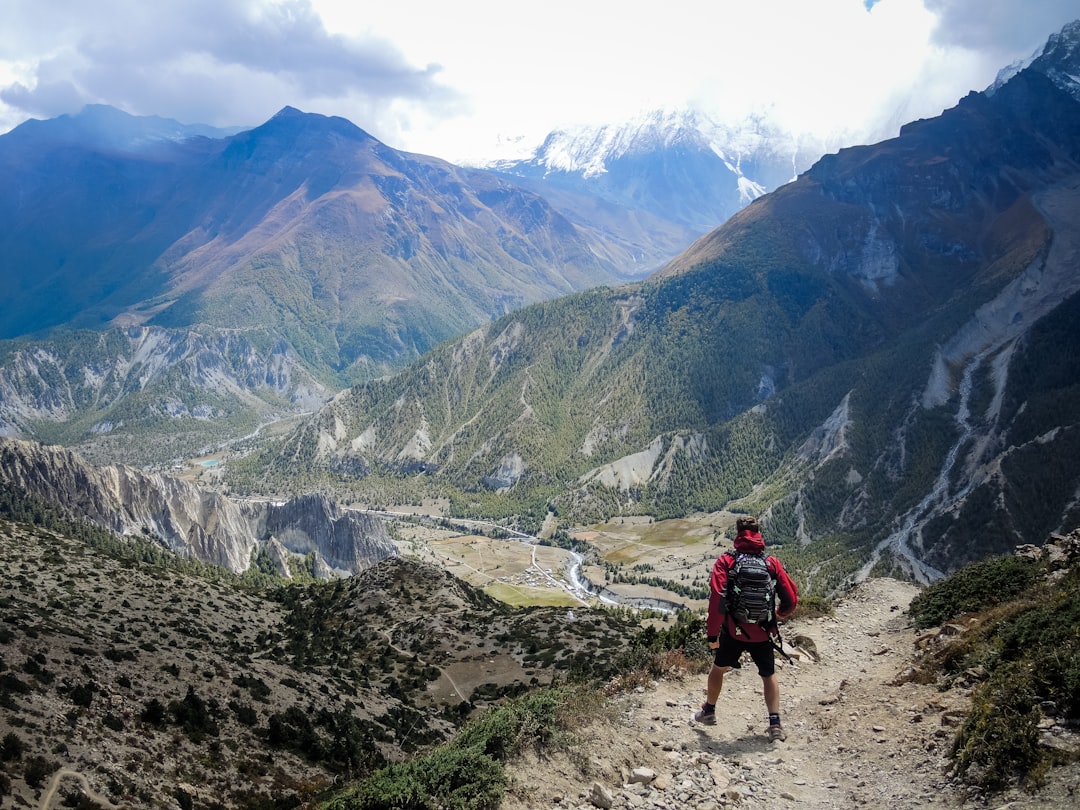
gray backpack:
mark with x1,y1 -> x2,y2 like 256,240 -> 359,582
725,551 -> 776,625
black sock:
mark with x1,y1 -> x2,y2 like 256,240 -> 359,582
703,702 -> 716,713
769,713 -> 781,726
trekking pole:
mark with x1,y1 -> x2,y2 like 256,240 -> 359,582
770,624 -> 794,665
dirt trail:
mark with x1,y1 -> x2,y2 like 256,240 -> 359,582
500,577 -> 1077,809
38,768 -> 123,809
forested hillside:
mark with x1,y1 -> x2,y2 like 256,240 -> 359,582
230,55 -> 1080,592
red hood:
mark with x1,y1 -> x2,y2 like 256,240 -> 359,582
733,531 -> 765,554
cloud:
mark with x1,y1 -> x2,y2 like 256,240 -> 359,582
0,0 -> 1077,160
924,0 -> 1079,53
0,0 -> 458,130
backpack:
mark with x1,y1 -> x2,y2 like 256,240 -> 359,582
725,551 -> 776,626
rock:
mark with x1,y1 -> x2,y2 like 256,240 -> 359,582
629,767 -> 656,784
709,761 -> 731,790
589,782 -> 614,809
941,712 -> 965,728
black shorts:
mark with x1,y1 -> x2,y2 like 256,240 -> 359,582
713,630 -> 775,677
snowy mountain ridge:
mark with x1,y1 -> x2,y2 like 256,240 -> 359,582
483,107 -> 821,188
988,18 -> 1080,101
473,107 -> 837,235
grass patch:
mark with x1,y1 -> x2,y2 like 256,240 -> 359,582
483,583 -> 583,608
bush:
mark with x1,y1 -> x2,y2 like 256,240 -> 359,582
909,556 -> 1039,629
953,661 -> 1043,790
341,747 -> 505,810
910,555 -> 1080,793
102,713 -> 125,732
23,755 -> 54,789
69,681 -> 96,708
322,687 -> 575,810
141,698 -> 167,726
0,731 -> 25,762
454,688 -> 563,760
792,596 -> 833,620
169,685 -> 220,742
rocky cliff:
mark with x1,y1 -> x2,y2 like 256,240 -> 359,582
0,436 -> 394,576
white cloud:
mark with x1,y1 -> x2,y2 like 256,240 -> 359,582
0,0 -> 1077,161
0,0 -> 457,134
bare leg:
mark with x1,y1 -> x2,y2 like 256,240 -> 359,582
762,674 -> 780,714
706,665 -> 730,704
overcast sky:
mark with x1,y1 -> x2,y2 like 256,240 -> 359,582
1,0 -> 1077,163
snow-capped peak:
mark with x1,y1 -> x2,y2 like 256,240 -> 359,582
987,19 -> 1080,101
523,109 -> 709,178
481,107 -> 821,186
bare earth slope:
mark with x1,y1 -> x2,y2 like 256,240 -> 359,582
500,578 -> 1080,810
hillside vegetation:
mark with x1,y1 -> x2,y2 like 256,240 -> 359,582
226,63 -> 1080,593
0,513 -> 639,808
905,531 -> 1080,791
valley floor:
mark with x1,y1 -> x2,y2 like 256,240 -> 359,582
499,578 -> 1080,810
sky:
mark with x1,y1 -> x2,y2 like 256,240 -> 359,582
1,0 -> 1077,163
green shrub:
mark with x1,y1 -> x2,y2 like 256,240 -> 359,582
791,596 -> 833,620
168,686 -> 220,741
953,661 -> 1043,791
141,698 -> 167,726
321,687 -> 573,810
23,755 -> 54,789
454,688 -> 563,760
912,558 -> 1080,793
0,732 -> 25,762
909,556 -> 1039,629
337,747 -> 505,810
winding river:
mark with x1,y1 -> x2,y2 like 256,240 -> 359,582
362,509 -> 679,613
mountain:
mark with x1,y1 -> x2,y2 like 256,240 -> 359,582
988,19 -> 1080,102
0,105 -> 653,360
242,21 -> 1080,589
0,325 -> 329,465
485,109 -> 827,237
0,436 -> 396,576
0,102 -> 243,151
0,104 -> 713,462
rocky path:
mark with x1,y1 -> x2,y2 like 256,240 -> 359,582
500,578 -> 1075,810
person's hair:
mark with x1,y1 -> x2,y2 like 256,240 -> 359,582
735,516 -> 760,534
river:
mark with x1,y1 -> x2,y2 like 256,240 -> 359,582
360,508 -> 679,612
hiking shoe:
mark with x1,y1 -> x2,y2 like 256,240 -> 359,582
768,724 -> 787,742
693,705 -> 717,725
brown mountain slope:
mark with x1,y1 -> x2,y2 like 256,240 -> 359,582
0,519 -> 634,808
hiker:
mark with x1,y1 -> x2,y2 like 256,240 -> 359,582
694,516 -> 798,741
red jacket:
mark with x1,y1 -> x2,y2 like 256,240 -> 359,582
706,530 -> 799,643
